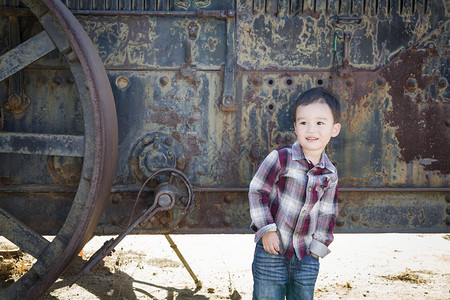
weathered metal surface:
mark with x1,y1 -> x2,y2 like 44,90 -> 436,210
0,207 -> 50,259
0,0 -> 447,240
0,132 -> 84,156
0,30 -> 56,82
0,0 -> 448,281
0,0 -> 448,296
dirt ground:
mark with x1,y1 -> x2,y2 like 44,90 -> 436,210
2,234 -> 450,299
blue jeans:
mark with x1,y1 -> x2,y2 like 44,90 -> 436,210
252,241 -> 320,300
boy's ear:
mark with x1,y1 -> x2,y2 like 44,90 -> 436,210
332,123 -> 341,137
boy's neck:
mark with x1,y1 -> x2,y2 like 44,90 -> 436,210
304,152 -> 322,166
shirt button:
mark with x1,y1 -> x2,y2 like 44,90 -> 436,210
308,186 -> 312,192
301,210 -> 306,215
295,232 -> 300,236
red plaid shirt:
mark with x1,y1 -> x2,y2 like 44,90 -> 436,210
249,142 -> 338,259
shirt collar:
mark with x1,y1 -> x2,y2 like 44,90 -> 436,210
291,141 -> 337,174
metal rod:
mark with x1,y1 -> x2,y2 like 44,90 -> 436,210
164,234 -> 202,288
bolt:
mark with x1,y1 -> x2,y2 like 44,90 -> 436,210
227,9 -> 235,17
142,137 -> 151,146
54,76 -> 62,85
167,150 -> 173,157
446,206 -> 450,215
165,137 -> 174,146
446,196 -> 450,203
224,95 -> 234,107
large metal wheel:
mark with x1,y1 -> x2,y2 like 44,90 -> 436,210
0,0 -> 118,298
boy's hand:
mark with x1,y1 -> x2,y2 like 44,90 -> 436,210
262,231 -> 280,255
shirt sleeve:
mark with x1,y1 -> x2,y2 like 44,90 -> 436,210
310,176 -> 339,258
248,150 -> 281,242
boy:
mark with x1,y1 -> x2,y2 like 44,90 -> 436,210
249,87 -> 341,300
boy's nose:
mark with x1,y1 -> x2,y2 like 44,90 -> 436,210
306,124 -> 316,132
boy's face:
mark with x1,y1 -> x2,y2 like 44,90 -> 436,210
294,100 -> 341,161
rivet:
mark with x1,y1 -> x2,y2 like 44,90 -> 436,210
376,77 -> 386,87
335,217 -> 345,227
345,78 -> 355,88
224,195 -> 232,203
445,216 -> 450,226
438,78 -> 447,89
406,77 -> 417,87
66,75 -> 75,84
250,148 -> 262,160
224,216 -> 232,226
159,76 -> 169,86
111,196 -> 121,204
116,75 -> 130,90
252,76 -> 263,86
351,214 -> 360,222
54,76 -> 62,85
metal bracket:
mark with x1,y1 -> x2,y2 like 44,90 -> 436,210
220,10 -> 237,111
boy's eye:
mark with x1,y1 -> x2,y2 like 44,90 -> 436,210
299,121 -> 307,125
317,121 -> 324,125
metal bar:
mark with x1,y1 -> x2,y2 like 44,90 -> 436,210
220,11 -> 237,111
0,207 -> 50,259
164,234 -> 202,288
70,9 -> 234,18
0,30 -> 56,82
0,132 -> 84,156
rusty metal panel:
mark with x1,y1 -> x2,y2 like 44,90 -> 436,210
0,0 -> 448,236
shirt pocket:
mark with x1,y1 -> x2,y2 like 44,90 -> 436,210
315,174 -> 336,200
279,168 -> 306,200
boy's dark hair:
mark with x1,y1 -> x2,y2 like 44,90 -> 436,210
292,87 -> 341,123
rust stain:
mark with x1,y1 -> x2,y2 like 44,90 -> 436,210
0,177 -> 14,185
381,45 -> 448,173
149,106 -> 184,128
173,132 -> 204,157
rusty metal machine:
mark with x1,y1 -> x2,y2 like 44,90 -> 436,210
0,0 -> 448,298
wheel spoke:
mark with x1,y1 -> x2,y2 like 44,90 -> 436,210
0,207 -> 50,259
0,30 -> 56,82
0,132 -> 84,156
